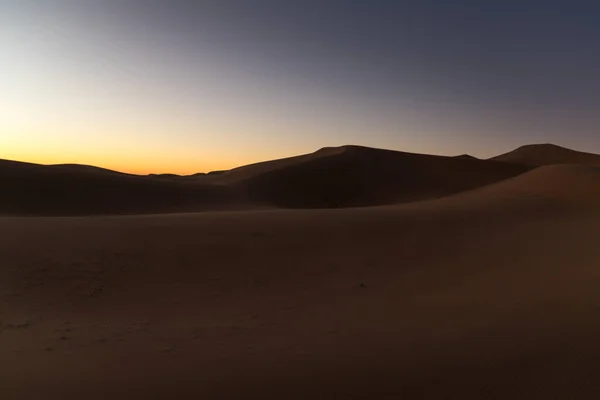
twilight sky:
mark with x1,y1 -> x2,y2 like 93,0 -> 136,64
2,0 -> 600,173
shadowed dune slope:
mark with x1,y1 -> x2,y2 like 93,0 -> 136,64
491,143 -> 600,166
215,145 -> 531,208
0,159 -> 243,216
1,146 -> 531,215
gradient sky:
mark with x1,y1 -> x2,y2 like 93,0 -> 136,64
2,0 -> 600,174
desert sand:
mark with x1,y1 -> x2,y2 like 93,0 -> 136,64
2,144 -> 600,399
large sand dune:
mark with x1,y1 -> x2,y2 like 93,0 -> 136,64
1,146 -> 530,215
2,144 -> 600,398
491,143 -> 600,166
212,145 -> 531,208
446,164 -> 600,209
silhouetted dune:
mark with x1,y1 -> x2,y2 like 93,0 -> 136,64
208,146 -> 347,184
215,145 -> 531,208
491,143 -> 600,166
147,173 -> 182,179
49,163 -> 130,175
0,159 -> 242,216
454,154 -> 478,160
1,146 -> 533,215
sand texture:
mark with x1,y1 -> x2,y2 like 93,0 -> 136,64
2,144 -> 600,398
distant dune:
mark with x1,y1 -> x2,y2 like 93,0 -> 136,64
0,159 -> 243,216
0,145 -> 531,215
211,145 -> 530,208
454,154 -> 478,160
6,142 -> 600,216
491,143 -> 600,166
49,163 -> 130,175
147,173 -> 182,179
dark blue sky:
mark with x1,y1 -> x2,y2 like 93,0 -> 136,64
3,0 -> 600,172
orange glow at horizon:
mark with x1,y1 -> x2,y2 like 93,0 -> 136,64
0,131 -> 260,175
0,144 -> 261,175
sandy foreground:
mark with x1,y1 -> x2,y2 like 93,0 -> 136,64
2,180 -> 600,399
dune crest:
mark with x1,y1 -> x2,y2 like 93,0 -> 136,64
491,143 -> 600,166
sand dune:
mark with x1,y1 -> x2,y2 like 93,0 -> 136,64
454,164 -> 600,208
454,154 -> 478,160
212,145 -> 530,208
0,159 -> 243,216
49,163 -> 130,175
491,143 -> 600,166
0,146 -> 530,215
